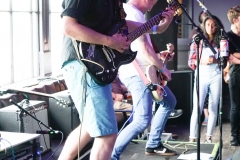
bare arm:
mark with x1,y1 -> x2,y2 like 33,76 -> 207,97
229,54 -> 240,64
233,52 -> 240,59
137,35 -> 164,70
126,9 -> 174,35
62,16 -> 130,52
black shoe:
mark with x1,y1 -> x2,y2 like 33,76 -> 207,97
168,109 -> 183,119
230,137 -> 239,146
145,145 -> 176,156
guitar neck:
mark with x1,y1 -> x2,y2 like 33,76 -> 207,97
127,1 -> 179,42
127,13 -> 163,42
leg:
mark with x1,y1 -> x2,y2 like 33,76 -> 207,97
229,75 -> 240,145
189,74 -> 208,140
206,74 -> 221,142
62,60 -> 119,158
111,76 -> 152,160
202,93 -> 209,126
91,134 -> 117,160
58,125 -> 92,160
145,86 -> 177,156
146,86 -> 176,148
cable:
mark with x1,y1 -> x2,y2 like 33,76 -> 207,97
0,137 -> 15,160
0,140 -> 7,159
47,131 -> 64,160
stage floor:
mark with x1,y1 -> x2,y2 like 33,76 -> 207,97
42,121 -> 240,160
120,140 -> 218,160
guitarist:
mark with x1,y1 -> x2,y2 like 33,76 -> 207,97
59,0 -> 174,160
111,0 -> 176,159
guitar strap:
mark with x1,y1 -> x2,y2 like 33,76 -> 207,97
132,60 -> 157,91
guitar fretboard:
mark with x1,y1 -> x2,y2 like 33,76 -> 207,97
127,13 -> 163,42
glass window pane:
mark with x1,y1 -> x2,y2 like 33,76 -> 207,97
0,0 -> 10,10
50,13 -> 63,74
12,0 -> 31,11
32,13 -> 39,77
0,13 -> 12,85
12,13 -> 32,82
50,0 -> 63,12
32,0 -> 38,12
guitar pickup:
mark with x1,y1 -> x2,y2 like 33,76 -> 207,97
109,49 -> 116,58
102,47 -> 111,62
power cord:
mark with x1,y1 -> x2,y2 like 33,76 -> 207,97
0,137 -> 16,160
47,131 -> 64,160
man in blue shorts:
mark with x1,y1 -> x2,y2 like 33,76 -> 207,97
58,0 -> 174,159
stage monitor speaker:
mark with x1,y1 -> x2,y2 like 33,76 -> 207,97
167,70 -> 194,125
48,90 -> 80,139
0,100 -> 50,154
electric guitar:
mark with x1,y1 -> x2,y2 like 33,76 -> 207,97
76,0 -> 180,85
145,43 -> 174,102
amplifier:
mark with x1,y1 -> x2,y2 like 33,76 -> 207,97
48,90 -> 80,139
0,100 -> 50,154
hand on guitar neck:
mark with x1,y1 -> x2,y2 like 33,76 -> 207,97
157,43 -> 175,61
158,43 -> 174,81
145,43 -> 175,101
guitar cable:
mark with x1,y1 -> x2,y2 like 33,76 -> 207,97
117,83 -> 167,134
77,66 -> 87,160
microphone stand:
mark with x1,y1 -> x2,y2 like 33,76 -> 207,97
196,1 -> 240,159
173,1 -> 217,160
9,99 -> 55,133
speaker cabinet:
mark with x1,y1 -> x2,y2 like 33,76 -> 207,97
0,100 -> 50,153
48,90 -> 80,139
167,70 -> 194,124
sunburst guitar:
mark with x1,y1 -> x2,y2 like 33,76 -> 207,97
77,0 -> 181,85
146,43 -> 174,102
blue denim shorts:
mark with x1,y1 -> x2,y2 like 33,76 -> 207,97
62,60 -> 118,137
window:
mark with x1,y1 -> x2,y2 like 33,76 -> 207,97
0,0 -> 63,86
50,0 -> 63,76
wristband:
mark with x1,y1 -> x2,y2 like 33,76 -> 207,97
152,25 -> 157,34
159,64 -> 166,73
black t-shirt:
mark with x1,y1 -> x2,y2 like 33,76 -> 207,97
228,30 -> 240,76
61,0 -> 122,65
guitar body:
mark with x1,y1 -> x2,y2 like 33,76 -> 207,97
77,0 -> 179,85
79,22 -> 137,85
146,65 -> 167,102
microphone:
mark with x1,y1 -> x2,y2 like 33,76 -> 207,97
220,39 -> 229,68
36,130 -> 59,134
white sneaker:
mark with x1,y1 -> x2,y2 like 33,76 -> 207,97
205,137 -> 212,143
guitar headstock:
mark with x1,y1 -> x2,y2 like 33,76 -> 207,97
167,0 -> 182,17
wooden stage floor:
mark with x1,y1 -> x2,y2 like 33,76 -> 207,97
42,120 -> 240,160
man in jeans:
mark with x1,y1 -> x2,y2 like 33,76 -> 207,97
111,0 -> 177,159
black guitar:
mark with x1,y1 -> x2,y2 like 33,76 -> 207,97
77,0 -> 180,85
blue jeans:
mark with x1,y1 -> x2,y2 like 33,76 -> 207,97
190,64 -> 221,138
146,86 -> 176,148
111,76 -> 176,159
